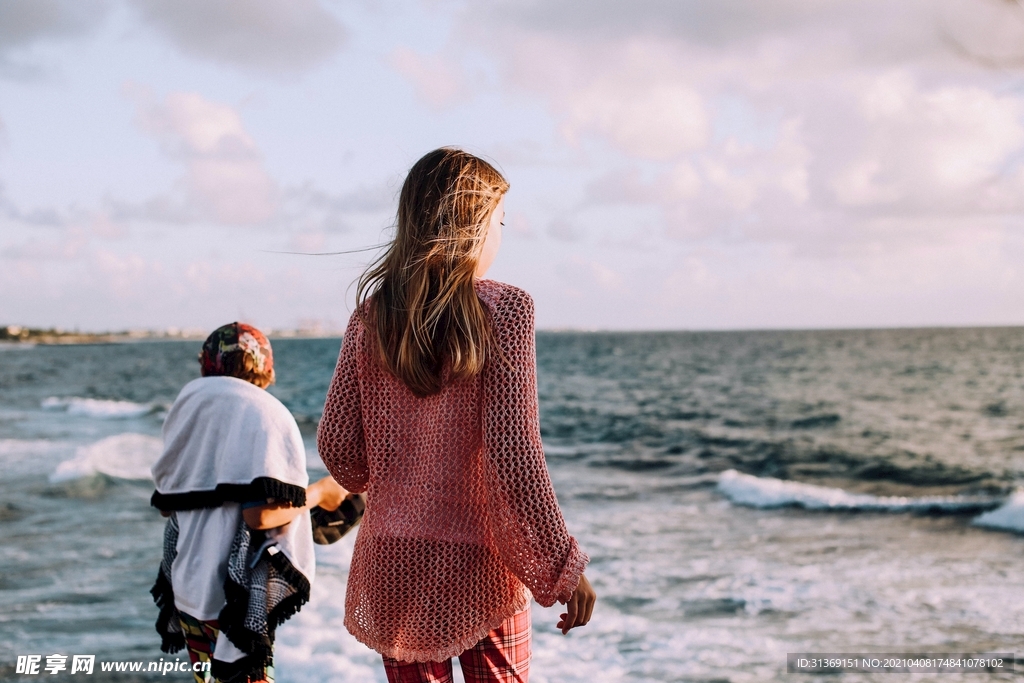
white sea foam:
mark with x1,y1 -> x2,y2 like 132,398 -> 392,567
972,490 -> 1024,533
49,433 -> 163,482
42,396 -> 154,419
717,469 -> 999,512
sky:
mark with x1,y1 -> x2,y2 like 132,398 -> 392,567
3,0 -> 1024,332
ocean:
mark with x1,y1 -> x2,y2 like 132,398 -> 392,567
1,328 -> 1023,682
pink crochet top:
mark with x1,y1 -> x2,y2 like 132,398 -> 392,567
317,279 -> 588,663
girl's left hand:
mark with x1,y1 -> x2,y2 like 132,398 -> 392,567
308,476 -> 347,511
557,573 -> 596,634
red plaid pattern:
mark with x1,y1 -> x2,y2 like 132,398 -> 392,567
382,609 -> 531,683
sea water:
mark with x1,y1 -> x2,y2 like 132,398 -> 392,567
1,329 -> 1023,682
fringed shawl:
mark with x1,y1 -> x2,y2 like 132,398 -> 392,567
152,514 -> 312,682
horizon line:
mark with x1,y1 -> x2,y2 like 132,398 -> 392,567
3,321 -> 1024,342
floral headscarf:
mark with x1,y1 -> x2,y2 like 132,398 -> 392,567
199,323 -> 274,377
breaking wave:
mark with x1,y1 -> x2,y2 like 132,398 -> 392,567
42,397 -> 155,419
717,469 -> 1002,513
49,433 -> 162,482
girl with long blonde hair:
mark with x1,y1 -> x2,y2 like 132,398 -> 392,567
318,148 -> 595,682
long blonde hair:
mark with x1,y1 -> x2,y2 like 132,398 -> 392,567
357,148 -> 509,397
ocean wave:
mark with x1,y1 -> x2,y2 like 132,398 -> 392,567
49,433 -> 162,482
42,396 -> 154,419
717,469 -> 1001,512
972,491 -> 1024,533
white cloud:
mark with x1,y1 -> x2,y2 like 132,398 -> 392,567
1,89 -> 391,247
564,78 -> 709,159
496,35 -> 711,159
131,88 -> 277,225
129,0 -> 345,76
831,72 -> 1024,211
453,0 -> 1024,261
701,118 -> 810,211
581,117 -> 810,240
390,48 -> 469,109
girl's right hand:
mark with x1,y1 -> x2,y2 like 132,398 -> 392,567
557,573 -> 596,634
309,476 -> 347,511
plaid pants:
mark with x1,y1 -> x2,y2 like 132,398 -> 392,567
178,612 -> 274,683
382,609 -> 531,683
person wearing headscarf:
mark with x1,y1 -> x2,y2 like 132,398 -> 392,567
151,323 -> 345,683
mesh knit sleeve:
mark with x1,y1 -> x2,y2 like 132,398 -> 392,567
481,286 -> 589,607
317,312 -> 368,494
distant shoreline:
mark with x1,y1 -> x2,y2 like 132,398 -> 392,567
0,326 -> 341,345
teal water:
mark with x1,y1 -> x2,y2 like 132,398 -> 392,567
1,329 -> 1023,682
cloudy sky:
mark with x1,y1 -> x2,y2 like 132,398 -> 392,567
3,0 -> 1024,332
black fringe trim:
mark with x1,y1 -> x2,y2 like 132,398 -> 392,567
211,654 -> 271,683
266,551 -> 312,635
150,570 -> 185,654
151,477 -> 306,512
217,548 -> 311,677
218,578 -> 273,661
